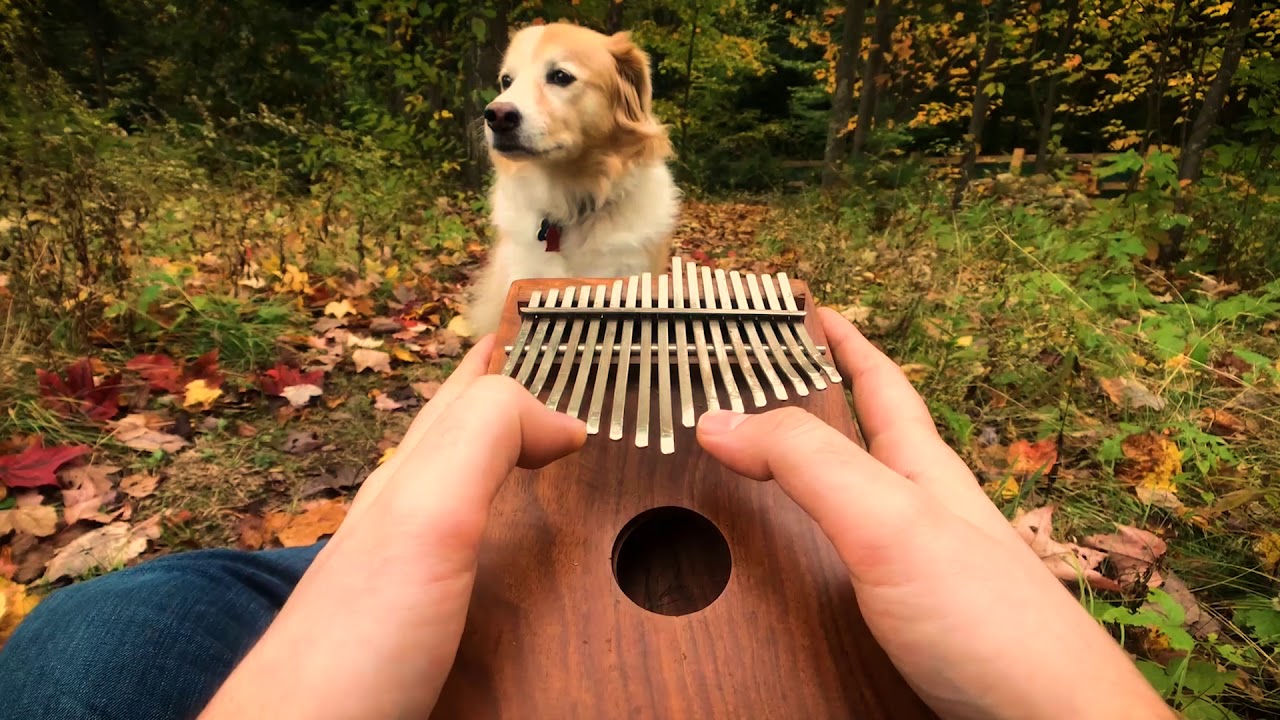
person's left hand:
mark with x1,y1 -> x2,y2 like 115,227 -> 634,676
200,334 -> 587,719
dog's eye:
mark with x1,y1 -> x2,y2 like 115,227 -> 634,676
499,74 -> 513,90
546,69 -> 576,87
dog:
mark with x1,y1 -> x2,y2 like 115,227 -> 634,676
464,22 -> 681,337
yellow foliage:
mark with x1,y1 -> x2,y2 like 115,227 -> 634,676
1255,533 -> 1280,570
0,578 -> 41,649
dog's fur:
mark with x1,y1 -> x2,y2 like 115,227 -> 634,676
465,22 -> 681,337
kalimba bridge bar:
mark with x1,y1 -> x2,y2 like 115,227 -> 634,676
498,256 -> 842,454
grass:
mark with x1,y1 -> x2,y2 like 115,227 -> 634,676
3,166 -> 1279,717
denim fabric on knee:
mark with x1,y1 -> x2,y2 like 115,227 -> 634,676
0,542 -> 325,720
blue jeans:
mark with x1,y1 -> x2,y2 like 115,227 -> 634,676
0,542 -> 324,720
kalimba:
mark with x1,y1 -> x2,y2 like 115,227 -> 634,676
430,257 -> 937,719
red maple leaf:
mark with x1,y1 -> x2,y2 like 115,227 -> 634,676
124,350 -> 224,393
257,363 -> 325,396
37,358 -> 122,422
0,440 -> 92,489
125,354 -> 184,393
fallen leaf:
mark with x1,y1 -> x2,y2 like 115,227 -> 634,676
282,430 -> 322,455
954,335 -> 974,348
182,379 -> 222,410
237,515 -> 269,550
119,473 -> 160,499
1119,432 -> 1183,499
60,465 -> 117,526
899,363 -> 931,382
391,346 -> 417,363
1012,505 -> 1122,592
1149,572 -> 1223,640
266,499 -> 348,547
0,547 -> 14,580
344,333 -> 384,349
840,305 -> 873,324
111,414 -> 188,453
1082,525 -> 1168,588
1007,439 -> 1058,478
1198,407 -> 1250,437
0,577 -> 40,648
37,358 -> 121,422
0,503 -> 58,537
352,348 -> 392,374
0,441 -> 92,489
1135,474 -> 1186,513
446,314 -> 472,338
324,299 -> 356,319
1255,533 -> 1280,572
280,383 -> 323,408
42,518 -> 161,582
420,330 -> 463,359
300,466 -> 367,498
1098,376 -> 1166,411
412,381 -> 442,400
258,364 -> 326,396
125,354 -> 184,393
373,391 -> 404,412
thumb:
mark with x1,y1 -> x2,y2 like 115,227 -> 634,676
696,407 -> 945,588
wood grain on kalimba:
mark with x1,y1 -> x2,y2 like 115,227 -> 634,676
429,257 -> 938,719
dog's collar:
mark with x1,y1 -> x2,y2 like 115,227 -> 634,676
537,218 -> 562,252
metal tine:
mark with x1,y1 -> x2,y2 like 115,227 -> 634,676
609,276 -> 640,440
700,265 -> 744,413
516,288 -> 557,385
586,280 -> 624,435
671,257 -> 696,427
685,260 -> 721,412
529,286 -> 574,397
776,272 -> 842,383
656,274 -> 675,454
546,284 -> 591,411
566,284 -> 607,418
501,290 -> 541,377
714,268 -> 766,407
730,271 -> 786,401
761,275 -> 825,390
747,273 -> 807,397
635,273 -> 653,448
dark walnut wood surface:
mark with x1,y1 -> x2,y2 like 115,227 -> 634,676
430,277 -> 937,719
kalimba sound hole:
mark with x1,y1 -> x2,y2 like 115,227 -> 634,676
611,506 -> 731,617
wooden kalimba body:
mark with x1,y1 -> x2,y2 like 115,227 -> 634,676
430,257 -> 937,719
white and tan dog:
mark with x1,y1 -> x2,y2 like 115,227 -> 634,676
464,22 -> 681,337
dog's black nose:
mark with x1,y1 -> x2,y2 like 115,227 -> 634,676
484,103 -> 521,133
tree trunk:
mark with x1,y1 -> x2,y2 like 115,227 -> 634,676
952,0 -> 1011,207
1033,0 -> 1080,173
821,0 -> 868,188
1178,0 -> 1253,183
850,0 -> 894,160
605,0 -> 625,33
1162,0 -> 1255,265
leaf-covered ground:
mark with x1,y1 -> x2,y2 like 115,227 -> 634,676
2,179 -> 1279,718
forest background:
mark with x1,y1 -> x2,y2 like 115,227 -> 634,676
1,1 -> 1279,717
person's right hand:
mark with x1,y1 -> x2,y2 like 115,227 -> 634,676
695,308 -> 1174,720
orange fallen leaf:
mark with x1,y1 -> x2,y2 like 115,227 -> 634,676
1098,376 -> 1166,411
0,577 -> 40,649
1007,439 -> 1058,478
266,499 -> 348,548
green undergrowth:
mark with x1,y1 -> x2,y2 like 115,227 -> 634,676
759,169 -> 1280,718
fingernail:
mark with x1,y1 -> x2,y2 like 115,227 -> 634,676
698,410 -> 748,434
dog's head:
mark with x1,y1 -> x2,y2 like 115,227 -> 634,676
484,23 -> 670,167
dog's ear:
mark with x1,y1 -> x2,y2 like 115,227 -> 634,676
607,31 -> 653,123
